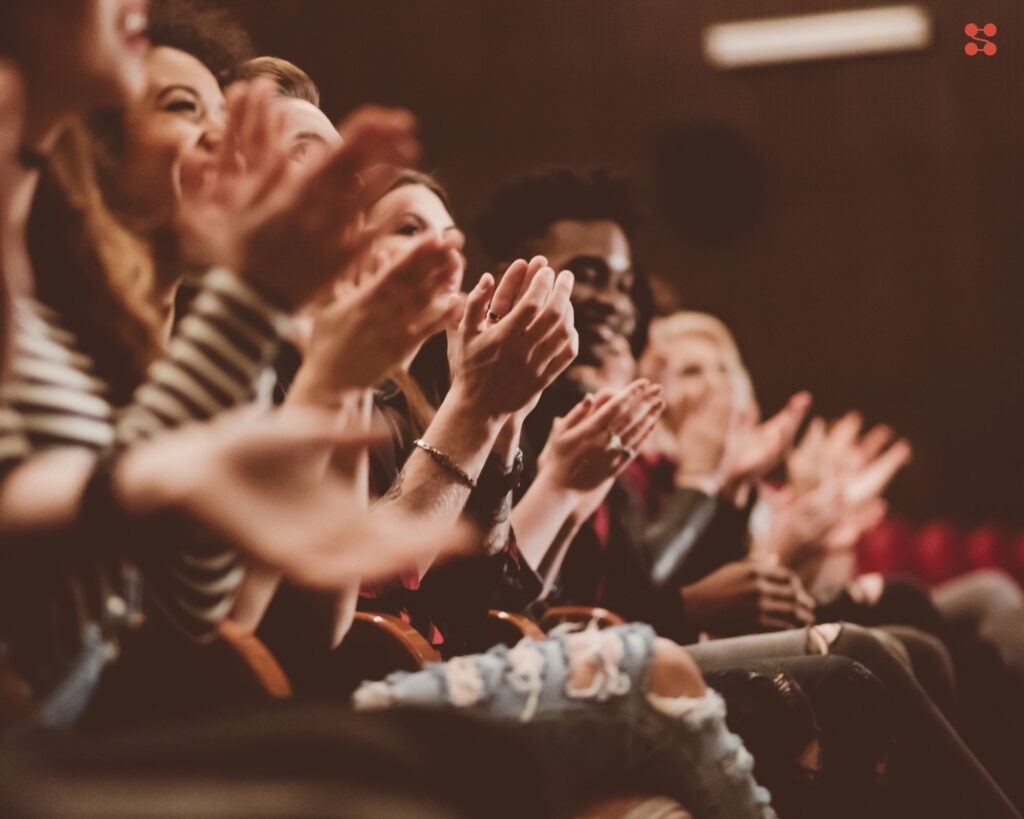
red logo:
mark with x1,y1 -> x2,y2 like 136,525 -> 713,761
964,23 -> 997,56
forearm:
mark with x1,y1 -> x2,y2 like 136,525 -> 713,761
373,387 -> 504,570
510,470 -> 583,572
465,419 -> 521,556
0,449 -> 96,540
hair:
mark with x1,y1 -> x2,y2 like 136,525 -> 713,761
644,310 -> 757,410
87,0 -> 255,229
29,121 -> 163,403
478,166 -> 652,355
363,168 -> 456,431
232,56 -> 320,106
148,0 -> 255,85
476,166 -> 641,263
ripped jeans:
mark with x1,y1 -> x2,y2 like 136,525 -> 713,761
354,623 -> 776,819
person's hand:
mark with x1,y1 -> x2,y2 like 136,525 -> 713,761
721,391 -> 812,491
787,413 -> 911,515
447,259 -> 578,422
752,480 -> 846,565
181,82 -> 420,311
571,333 -> 637,392
115,407 -> 472,588
177,80 -> 280,269
538,380 -> 664,493
672,382 -> 734,492
289,233 -> 465,403
0,60 -> 23,377
0,60 -> 22,202
679,559 -> 817,636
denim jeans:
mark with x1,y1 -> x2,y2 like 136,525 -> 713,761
355,622 -> 776,818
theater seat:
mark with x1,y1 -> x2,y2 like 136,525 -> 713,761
216,618 -> 292,699
858,517 -> 1024,588
326,612 -> 441,695
575,795 -> 693,819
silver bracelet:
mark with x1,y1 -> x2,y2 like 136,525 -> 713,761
412,439 -> 477,489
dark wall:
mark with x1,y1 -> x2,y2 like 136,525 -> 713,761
223,0 -> 1024,526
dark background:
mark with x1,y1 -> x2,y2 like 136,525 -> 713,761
223,0 -> 1024,527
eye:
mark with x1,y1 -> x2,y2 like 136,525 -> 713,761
395,220 -> 422,237
680,364 -> 703,377
617,276 -> 634,293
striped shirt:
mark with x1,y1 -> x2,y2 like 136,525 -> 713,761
0,267 -> 289,695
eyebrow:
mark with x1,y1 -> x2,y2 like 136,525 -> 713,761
155,84 -> 200,103
292,131 -> 328,145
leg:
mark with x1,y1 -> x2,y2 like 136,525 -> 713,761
355,624 -> 776,819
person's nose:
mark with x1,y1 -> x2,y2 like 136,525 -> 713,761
197,124 -> 224,156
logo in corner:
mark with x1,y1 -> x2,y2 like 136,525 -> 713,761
964,23 -> 997,56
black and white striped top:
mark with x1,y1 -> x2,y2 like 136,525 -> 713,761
0,267 -> 289,694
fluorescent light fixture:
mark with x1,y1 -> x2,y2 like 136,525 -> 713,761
703,5 -> 932,69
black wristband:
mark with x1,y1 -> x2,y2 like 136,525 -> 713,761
77,454 -> 145,631
474,449 -> 524,499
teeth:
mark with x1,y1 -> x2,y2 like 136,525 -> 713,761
123,10 -> 148,36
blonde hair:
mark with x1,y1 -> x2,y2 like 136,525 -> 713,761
644,311 -> 757,411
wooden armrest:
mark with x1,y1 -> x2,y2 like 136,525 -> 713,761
540,606 -> 627,632
351,612 -> 442,666
216,618 -> 293,699
486,609 -> 546,643
324,612 -> 440,696
574,796 -> 693,819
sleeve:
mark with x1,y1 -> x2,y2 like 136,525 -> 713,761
114,268 -> 293,641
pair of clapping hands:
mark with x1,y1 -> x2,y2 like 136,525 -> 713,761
754,411 -> 913,577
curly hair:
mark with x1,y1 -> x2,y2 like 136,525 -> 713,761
478,166 -> 652,355
149,0 -> 255,85
475,166 -> 642,263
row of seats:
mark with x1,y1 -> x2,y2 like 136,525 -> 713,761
858,518 -> 1024,585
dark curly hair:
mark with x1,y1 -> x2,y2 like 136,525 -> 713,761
149,0 -> 255,85
476,166 -> 642,263
477,166 -> 652,355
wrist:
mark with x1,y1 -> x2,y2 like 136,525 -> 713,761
112,444 -> 189,518
533,467 -> 585,510
493,416 -> 523,468
443,382 -> 510,439
418,389 -> 507,482
288,360 -> 354,408
675,467 -> 722,495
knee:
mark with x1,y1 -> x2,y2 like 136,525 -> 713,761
964,569 -> 1024,611
648,637 -> 707,699
831,623 -> 908,677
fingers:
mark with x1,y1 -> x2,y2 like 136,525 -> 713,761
462,272 -> 496,332
617,384 -> 665,445
528,272 -> 575,369
525,269 -> 574,340
319,107 -> 419,195
537,328 -> 579,385
845,437 -> 912,507
487,258 -> 532,319
580,379 -> 650,436
504,266 -> 555,331
219,82 -> 249,179
855,423 -> 896,467
240,79 -> 278,165
561,393 -> 600,429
